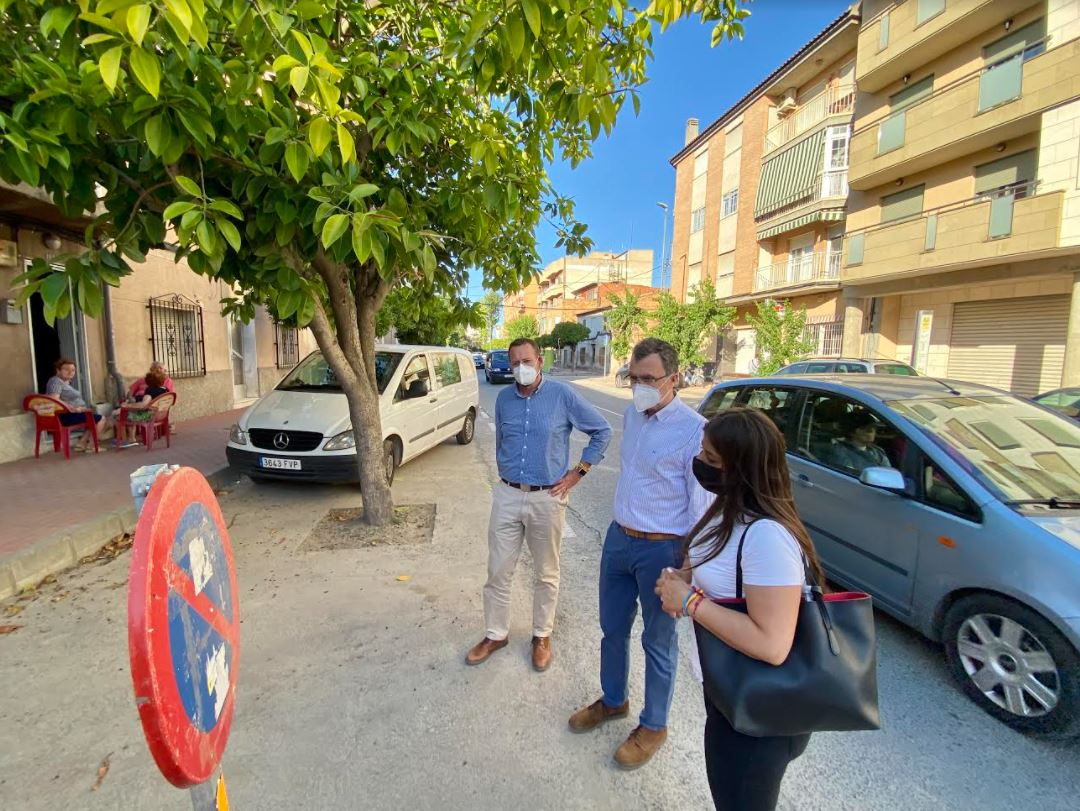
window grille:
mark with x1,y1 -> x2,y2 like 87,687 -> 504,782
148,294 -> 206,378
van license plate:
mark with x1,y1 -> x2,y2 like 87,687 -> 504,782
260,457 -> 301,470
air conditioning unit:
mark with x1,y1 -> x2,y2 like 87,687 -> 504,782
777,88 -> 797,113
0,239 -> 17,268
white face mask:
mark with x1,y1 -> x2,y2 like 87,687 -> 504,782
632,383 -> 662,412
513,363 -> 539,386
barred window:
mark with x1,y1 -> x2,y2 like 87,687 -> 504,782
275,322 -> 300,369
148,294 -> 205,378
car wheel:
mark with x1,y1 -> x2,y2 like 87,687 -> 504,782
456,411 -> 476,445
943,594 -> 1080,737
382,439 -> 399,486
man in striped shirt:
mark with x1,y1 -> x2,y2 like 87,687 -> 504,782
466,337 -> 612,672
569,337 -> 712,770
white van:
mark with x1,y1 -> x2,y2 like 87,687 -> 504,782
225,345 -> 479,484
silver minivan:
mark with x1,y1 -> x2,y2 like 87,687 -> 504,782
699,374 -> 1080,737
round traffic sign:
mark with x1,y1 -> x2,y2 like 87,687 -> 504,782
127,467 -> 240,788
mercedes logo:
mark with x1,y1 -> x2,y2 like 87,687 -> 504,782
272,432 -> 290,450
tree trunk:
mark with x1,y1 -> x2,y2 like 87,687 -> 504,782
340,345 -> 394,527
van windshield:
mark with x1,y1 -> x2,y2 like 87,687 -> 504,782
277,352 -> 403,394
490,351 -> 509,363
889,395 -> 1080,503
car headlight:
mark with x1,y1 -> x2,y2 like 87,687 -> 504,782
323,430 -> 356,451
228,424 -> 248,445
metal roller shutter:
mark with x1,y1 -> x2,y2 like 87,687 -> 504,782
947,295 -> 1068,396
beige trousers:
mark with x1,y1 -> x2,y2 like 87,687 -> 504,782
483,480 -> 568,640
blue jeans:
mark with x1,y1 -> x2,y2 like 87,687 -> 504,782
599,522 -> 683,731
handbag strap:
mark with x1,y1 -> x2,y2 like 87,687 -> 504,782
733,517 -> 766,599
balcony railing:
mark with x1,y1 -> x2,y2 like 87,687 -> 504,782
756,170 -> 849,225
753,251 -> 843,292
764,84 -> 855,154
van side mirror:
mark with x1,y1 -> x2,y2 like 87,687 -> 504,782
859,466 -> 906,492
405,379 -> 429,399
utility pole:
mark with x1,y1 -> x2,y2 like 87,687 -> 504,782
656,202 -> 670,289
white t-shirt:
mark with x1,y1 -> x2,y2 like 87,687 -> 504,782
686,517 -> 805,681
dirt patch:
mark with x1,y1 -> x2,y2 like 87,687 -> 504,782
302,504 -> 436,551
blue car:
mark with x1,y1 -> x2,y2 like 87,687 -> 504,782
698,374 -> 1080,737
485,349 -> 512,384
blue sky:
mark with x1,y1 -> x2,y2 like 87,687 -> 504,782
464,0 -> 852,302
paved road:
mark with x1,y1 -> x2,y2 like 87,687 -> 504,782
479,375 -> 1080,811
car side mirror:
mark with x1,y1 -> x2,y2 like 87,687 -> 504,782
406,379 -> 429,399
859,466 -> 906,492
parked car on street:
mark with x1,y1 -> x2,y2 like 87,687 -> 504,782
1032,387 -> 1080,421
226,346 -> 478,484
485,349 -> 513,383
472,351 -> 485,369
775,357 -> 919,376
698,374 -> 1080,737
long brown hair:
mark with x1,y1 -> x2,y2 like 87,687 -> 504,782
686,407 -> 824,587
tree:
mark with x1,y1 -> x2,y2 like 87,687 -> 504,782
651,278 -> 734,368
0,0 -> 749,525
746,299 -> 815,375
550,320 -> 590,369
606,289 -> 649,368
537,333 -> 557,350
376,286 -> 481,346
504,314 -> 539,341
479,290 -> 503,345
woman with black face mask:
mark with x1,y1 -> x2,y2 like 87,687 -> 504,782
655,407 -> 824,811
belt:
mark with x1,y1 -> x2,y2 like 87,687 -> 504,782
619,524 -> 682,541
501,478 -> 555,492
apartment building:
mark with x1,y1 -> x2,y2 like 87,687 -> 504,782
842,0 -> 1080,395
0,182 -> 316,462
669,7 -> 861,375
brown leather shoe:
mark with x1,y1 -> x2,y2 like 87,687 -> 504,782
531,636 -> 552,672
465,636 -> 508,666
614,725 -> 668,770
568,698 -> 630,733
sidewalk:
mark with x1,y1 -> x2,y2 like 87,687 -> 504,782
0,409 -> 241,599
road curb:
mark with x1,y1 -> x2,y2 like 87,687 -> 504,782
0,465 -> 239,601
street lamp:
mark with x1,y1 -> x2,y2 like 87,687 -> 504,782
656,202 -> 670,289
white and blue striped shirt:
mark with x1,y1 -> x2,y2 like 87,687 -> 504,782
613,396 -> 714,535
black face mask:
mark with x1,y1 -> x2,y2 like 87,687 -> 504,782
693,457 -> 724,495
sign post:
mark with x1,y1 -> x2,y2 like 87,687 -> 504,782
127,467 -> 240,809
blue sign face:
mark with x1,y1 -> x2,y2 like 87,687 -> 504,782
167,502 -> 236,734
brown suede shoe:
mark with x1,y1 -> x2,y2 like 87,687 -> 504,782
614,726 -> 668,770
531,636 -> 552,672
568,698 -> 630,733
465,636 -> 508,666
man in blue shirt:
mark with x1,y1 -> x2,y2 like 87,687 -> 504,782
466,337 -> 612,672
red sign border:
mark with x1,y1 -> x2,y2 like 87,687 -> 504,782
127,467 -> 240,788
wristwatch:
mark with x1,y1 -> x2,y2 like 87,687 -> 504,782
575,462 -> 591,477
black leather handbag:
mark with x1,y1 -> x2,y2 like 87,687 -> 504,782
693,522 -> 881,737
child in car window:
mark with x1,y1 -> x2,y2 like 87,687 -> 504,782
827,411 -> 892,474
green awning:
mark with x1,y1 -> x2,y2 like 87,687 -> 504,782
756,208 -> 844,240
754,129 -> 826,219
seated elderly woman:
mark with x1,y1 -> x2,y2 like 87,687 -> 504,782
118,369 -> 170,445
44,357 -> 108,452
129,362 -> 175,400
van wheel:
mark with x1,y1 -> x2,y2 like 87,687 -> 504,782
382,439 -> 399,486
943,594 -> 1080,738
456,411 -> 476,445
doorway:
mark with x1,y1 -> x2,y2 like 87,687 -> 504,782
29,292 -> 91,401
228,315 -> 258,403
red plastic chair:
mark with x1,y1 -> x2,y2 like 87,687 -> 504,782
22,394 -> 100,459
130,392 -> 177,451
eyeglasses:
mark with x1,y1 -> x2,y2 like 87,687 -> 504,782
627,375 -> 669,386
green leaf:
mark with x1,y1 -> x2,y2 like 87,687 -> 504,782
82,33 -> 117,45
421,244 -> 436,280
337,122 -> 355,163
144,114 -> 168,156
129,47 -> 161,98
277,289 -> 300,319
264,127 -> 288,145
308,117 -> 331,157
126,4 -> 151,46
290,65 -> 309,96
99,45 -> 124,93
522,0 -> 541,38
284,142 -> 310,181
163,0 -> 192,34
208,199 -> 243,219
4,132 -> 28,152
272,54 -> 302,73
175,175 -> 202,196
321,213 -> 348,248
218,219 -> 242,252
41,6 -> 78,38
79,277 -> 104,317
351,213 -> 370,258
369,232 -> 385,270
162,200 -> 197,220
180,208 -> 203,231
79,11 -> 121,33
41,273 -> 69,308
507,13 -> 525,59
348,183 -> 378,202
196,218 -> 218,254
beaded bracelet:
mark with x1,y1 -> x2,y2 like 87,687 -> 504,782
682,587 -> 704,618
688,593 -> 706,619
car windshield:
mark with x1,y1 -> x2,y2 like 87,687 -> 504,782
875,363 -> 918,376
889,395 -> 1080,503
277,351 -> 403,394
490,351 -> 509,363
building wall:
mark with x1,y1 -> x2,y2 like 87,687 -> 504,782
732,97 -> 772,299
1039,97 -> 1080,247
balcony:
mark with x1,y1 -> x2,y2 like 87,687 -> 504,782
763,84 -> 855,155
753,251 -> 843,293
843,183 -> 1065,284
850,39 -> 1080,190
856,0 -> 1033,93
755,170 -> 849,240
